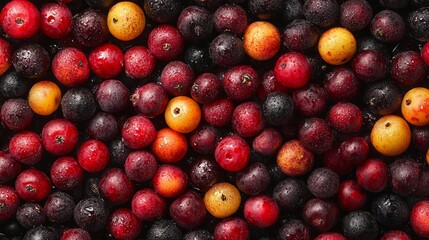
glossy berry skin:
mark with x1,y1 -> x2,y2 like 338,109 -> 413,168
16,202 -> 46,229
243,195 -> 280,228
189,125 -> 220,155
122,115 -> 157,150
9,131 -> 43,166
52,48 -> 90,87
293,84 -> 328,117
252,128 -> 283,156
209,33 -> 244,67
303,0 -> 339,27
0,185 -> 19,221
191,73 -> 221,104
184,229 -> 213,240
50,156 -> 84,191
223,65 -> 259,102
324,67 -> 361,102
299,117 -> 334,154
41,118 -> 79,156
169,191 -> 206,229
124,46 -> 156,79
61,87 -> 96,123
363,80 -> 402,115
95,79 -> 130,114
202,98 -> 235,127
352,50 -> 387,82
61,228 -> 91,240
315,233 -> 347,240
370,10 -> 405,43
274,52 -> 312,89
324,145 -> 354,176
99,168 -> 135,205
72,8 -> 108,48
0,0 -> 40,39
108,208 -> 142,240
307,167 -> 340,199
152,164 -> 188,198
302,198 -> 339,232
356,158 -> 388,192
214,217 -> 250,240
77,139 -> 110,173
15,169 -> 52,202
188,157 -> 221,192
236,162 -> 271,196
339,136 -> 369,166
380,230 -> 412,240
44,191 -> 75,224
232,101 -> 264,137
343,211 -> 379,240
215,135 -> 250,172
389,158 -> 422,196
422,41 -> 429,66
258,70 -> 288,101
0,38 -> 12,76
337,180 -> 367,212
371,193 -> 409,229
282,19 -> 319,51
177,6 -> 213,44
12,44 -> 50,79
263,92 -> 295,125
131,188 -> 166,222
89,43 -> 124,79
143,0 -> 181,23
328,102 -> 363,133
125,151 -> 158,183
0,72 -> 27,98
278,219 -> 311,240
340,0 -> 373,32
131,83 -> 168,118
160,61 -> 194,96
148,24 -> 185,61
408,7 -> 429,42
23,225 -> 58,240
74,197 -> 109,233
213,4 -> 248,35
273,178 -> 311,213
390,50 -> 427,86
146,219 -> 183,240
40,3 -> 73,39
1,98 -> 33,131
86,112 -> 118,142
0,152 -> 21,184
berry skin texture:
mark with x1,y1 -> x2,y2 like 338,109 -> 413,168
0,152 -> 21,184
356,158 -> 388,193
121,115 -> 157,150
215,135 -> 251,172
88,43 -> 124,79
169,191 -> 207,229
40,3 -> 73,39
204,182 -> 241,219
214,217 -> 250,240
0,185 -> 19,221
370,115 -> 411,156
411,201 -> 429,238
124,46 -> 156,79
243,21 -> 281,61
223,65 -> 259,102
402,87 -> 429,126
243,195 -> 280,228
151,128 -> 188,163
41,118 -> 79,156
9,131 -> 43,166
391,51 -> 427,86
15,169 -> 52,202
77,139 -> 110,173
52,48 -> 90,87
107,1 -> 146,41
50,156 -> 84,191
148,24 -> 185,61
165,96 -> 201,133
277,139 -> 314,176
318,27 -> 357,65
28,81 -> 62,116
0,0 -> 40,39
0,38 -> 12,76
98,168 -> 135,205
132,188 -> 166,222
274,52 -> 312,89
232,101 -> 265,137
108,208 -> 142,240
152,164 -> 188,198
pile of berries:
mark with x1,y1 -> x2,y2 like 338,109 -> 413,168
0,0 -> 429,239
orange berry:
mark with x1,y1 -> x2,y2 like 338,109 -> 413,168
152,164 -> 188,198
401,87 -> 429,126
165,96 -> 201,133
277,139 -> 314,176
243,21 -> 281,61
28,81 -> 61,116
204,182 -> 241,219
318,27 -> 357,65
151,128 -> 188,163
370,115 -> 411,157
107,1 -> 146,41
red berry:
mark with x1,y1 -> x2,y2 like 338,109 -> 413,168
223,65 -> 259,102
356,158 -> 388,192
50,156 -> 84,191
202,98 -> 235,127
337,180 -> 367,212
422,41 -> 429,66
88,43 -> 124,79
148,24 -> 185,61
243,195 -> 280,228
214,217 -> 250,240
124,151 -> 158,183
9,131 -> 43,166
215,135 -> 250,172
0,152 -> 21,184
61,228 -> 91,240
232,101 -> 265,138
40,3 -> 73,39
411,200 -> 429,238
52,47 -> 90,87
15,168 -> 52,202
0,38 -> 12,76
160,60 -> 194,96
121,115 -> 157,150
77,139 -> 110,173
131,83 -> 169,118
0,0 -> 40,39
41,118 -> 79,156
169,191 -> 206,229
274,52 -> 312,89
0,185 -> 19,221
131,188 -> 166,222
99,168 -> 135,205
124,46 -> 156,79
108,208 -> 142,240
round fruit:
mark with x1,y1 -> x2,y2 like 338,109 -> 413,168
243,21 -> 280,61
165,96 -> 201,133
318,27 -> 357,65
401,87 -> 429,126
204,182 -> 241,219
107,1 -> 146,41
370,115 -> 411,156
28,81 -> 61,116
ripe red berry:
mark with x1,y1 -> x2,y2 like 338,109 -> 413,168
40,3 -> 73,39
15,169 -> 52,202
0,185 -> 20,221
274,52 -> 312,89
9,131 -> 43,166
108,208 -> 142,240
50,156 -> 84,191
215,135 -> 251,172
243,195 -> 280,228
132,188 -> 166,222
98,168 -> 135,205
77,139 -> 110,173
88,43 -> 124,79
41,118 -> 79,156
121,115 -> 157,150
0,0 -> 40,39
